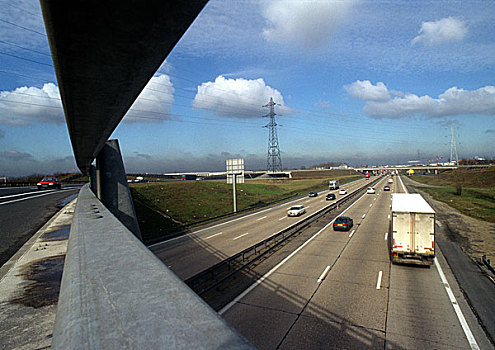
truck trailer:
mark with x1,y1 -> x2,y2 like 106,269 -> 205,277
329,180 -> 339,190
390,193 -> 435,265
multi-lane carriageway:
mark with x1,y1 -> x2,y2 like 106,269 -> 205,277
150,177 -> 492,349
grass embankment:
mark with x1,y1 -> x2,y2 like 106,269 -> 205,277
408,167 -> 495,223
131,174 -> 361,242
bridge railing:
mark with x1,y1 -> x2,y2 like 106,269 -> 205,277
52,183 -> 253,349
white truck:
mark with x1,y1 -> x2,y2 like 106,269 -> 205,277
390,193 -> 435,265
329,180 -> 339,190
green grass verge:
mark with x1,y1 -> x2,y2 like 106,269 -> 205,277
131,175 -> 361,242
413,186 -> 495,223
410,167 -> 495,188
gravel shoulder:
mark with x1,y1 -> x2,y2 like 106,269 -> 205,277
403,176 -> 495,263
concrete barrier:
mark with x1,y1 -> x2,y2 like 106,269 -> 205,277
52,184 -> 253,349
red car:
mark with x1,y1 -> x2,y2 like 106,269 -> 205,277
37,177 -> 61,190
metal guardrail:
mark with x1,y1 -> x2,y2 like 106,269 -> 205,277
52,184 -> 253,349
144,193 -> 301,245
482,255 -> 495,275
185,177 -> 382,297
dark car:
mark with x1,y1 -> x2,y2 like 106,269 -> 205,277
333,216 -> 353,231
326,193 -> 336,200
37,177 -> 61,190
383,185 -> 391,191
309,191 -> 318,197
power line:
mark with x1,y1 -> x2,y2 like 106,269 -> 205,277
0,18 -> 46,36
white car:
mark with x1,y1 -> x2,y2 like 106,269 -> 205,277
367,187 -> 376,194
339,189 -> 347,195
288,205 -> 306,217
388,178 -> 393,183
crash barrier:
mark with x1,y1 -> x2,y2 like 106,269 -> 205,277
186,177 -> 382,297
482,255 -> 495,275
52,184 -> 253,349
144,193 -> 301,245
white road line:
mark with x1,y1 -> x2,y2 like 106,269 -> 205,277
219,190 -> 369,315
376,270 -> 383,289
437,221 -> 443,227
348,229 -> 355,238
233,232 -> 249,240
256,216 -> 267,221
279,216 -> 286,221
305,206 -> 310,209
317,265 -> 331,283
387,214 -> 390,220
434,258 -> 480,350
370,204 -> 372,207
0,189 -> 73,206
374,198 -> 376,201
384,232 -> 388,240
305,199 -> 312,203
0,189 -> 53,199
205,232 -> 223,240
362,214 -> 366,219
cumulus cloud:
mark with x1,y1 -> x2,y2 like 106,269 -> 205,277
124,74 -> 175,122
0,83 -> 64,125
261,0 -> 353,49
346,80 -> 495,119
0,150 -> 33,161
193,75 -> 291,118
412,17 -> 467,46
344,80 -> 391,102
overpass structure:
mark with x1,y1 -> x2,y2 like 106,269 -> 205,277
40,1 -> 252,348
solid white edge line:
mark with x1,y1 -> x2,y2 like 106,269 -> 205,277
256,216 -> 267,221
0,189 -> 54,199
205,232 -> 223,240
434,258 -> 480,350
233,232 -> 249,240
219,190 -> 369,315
317,265 -> 331,283
348,229 -> 355,238
149,179 -> 368,247
376,270 -> 383,289
0,188 -> 73,206
384,232 -> 388,240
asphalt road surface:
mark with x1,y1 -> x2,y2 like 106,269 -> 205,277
217,176 -> 493,349
0,185 -> 81,267
150,178 -> 371,280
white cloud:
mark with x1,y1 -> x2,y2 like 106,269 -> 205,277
344,80 -> 391,102
193,75 -> 291,118
412,17 -> 467,46
261,0 -> 353,49
124,74 -> 175,122
0,149 -> 33,161
345,81 -> 495,119
0,83 -> 64,125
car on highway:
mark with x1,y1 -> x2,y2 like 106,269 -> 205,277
333,216 -> 353,231
326,193 -> 336,200
366,187 -> 376,194
309,191 -> 318,197
388,178 -> 393,183
287,205 -> 306,217
37,177 -> 61,190
384,185 -> 391,191
339,189 -> 347,195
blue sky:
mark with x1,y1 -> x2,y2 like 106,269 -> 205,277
1,0 -> 494,176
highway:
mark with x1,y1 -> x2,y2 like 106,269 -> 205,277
0,185 -> 81,267
216,176 -> 492,349
150,178 -> 371,280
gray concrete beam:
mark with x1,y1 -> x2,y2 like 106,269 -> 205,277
40,1 -> 208,173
